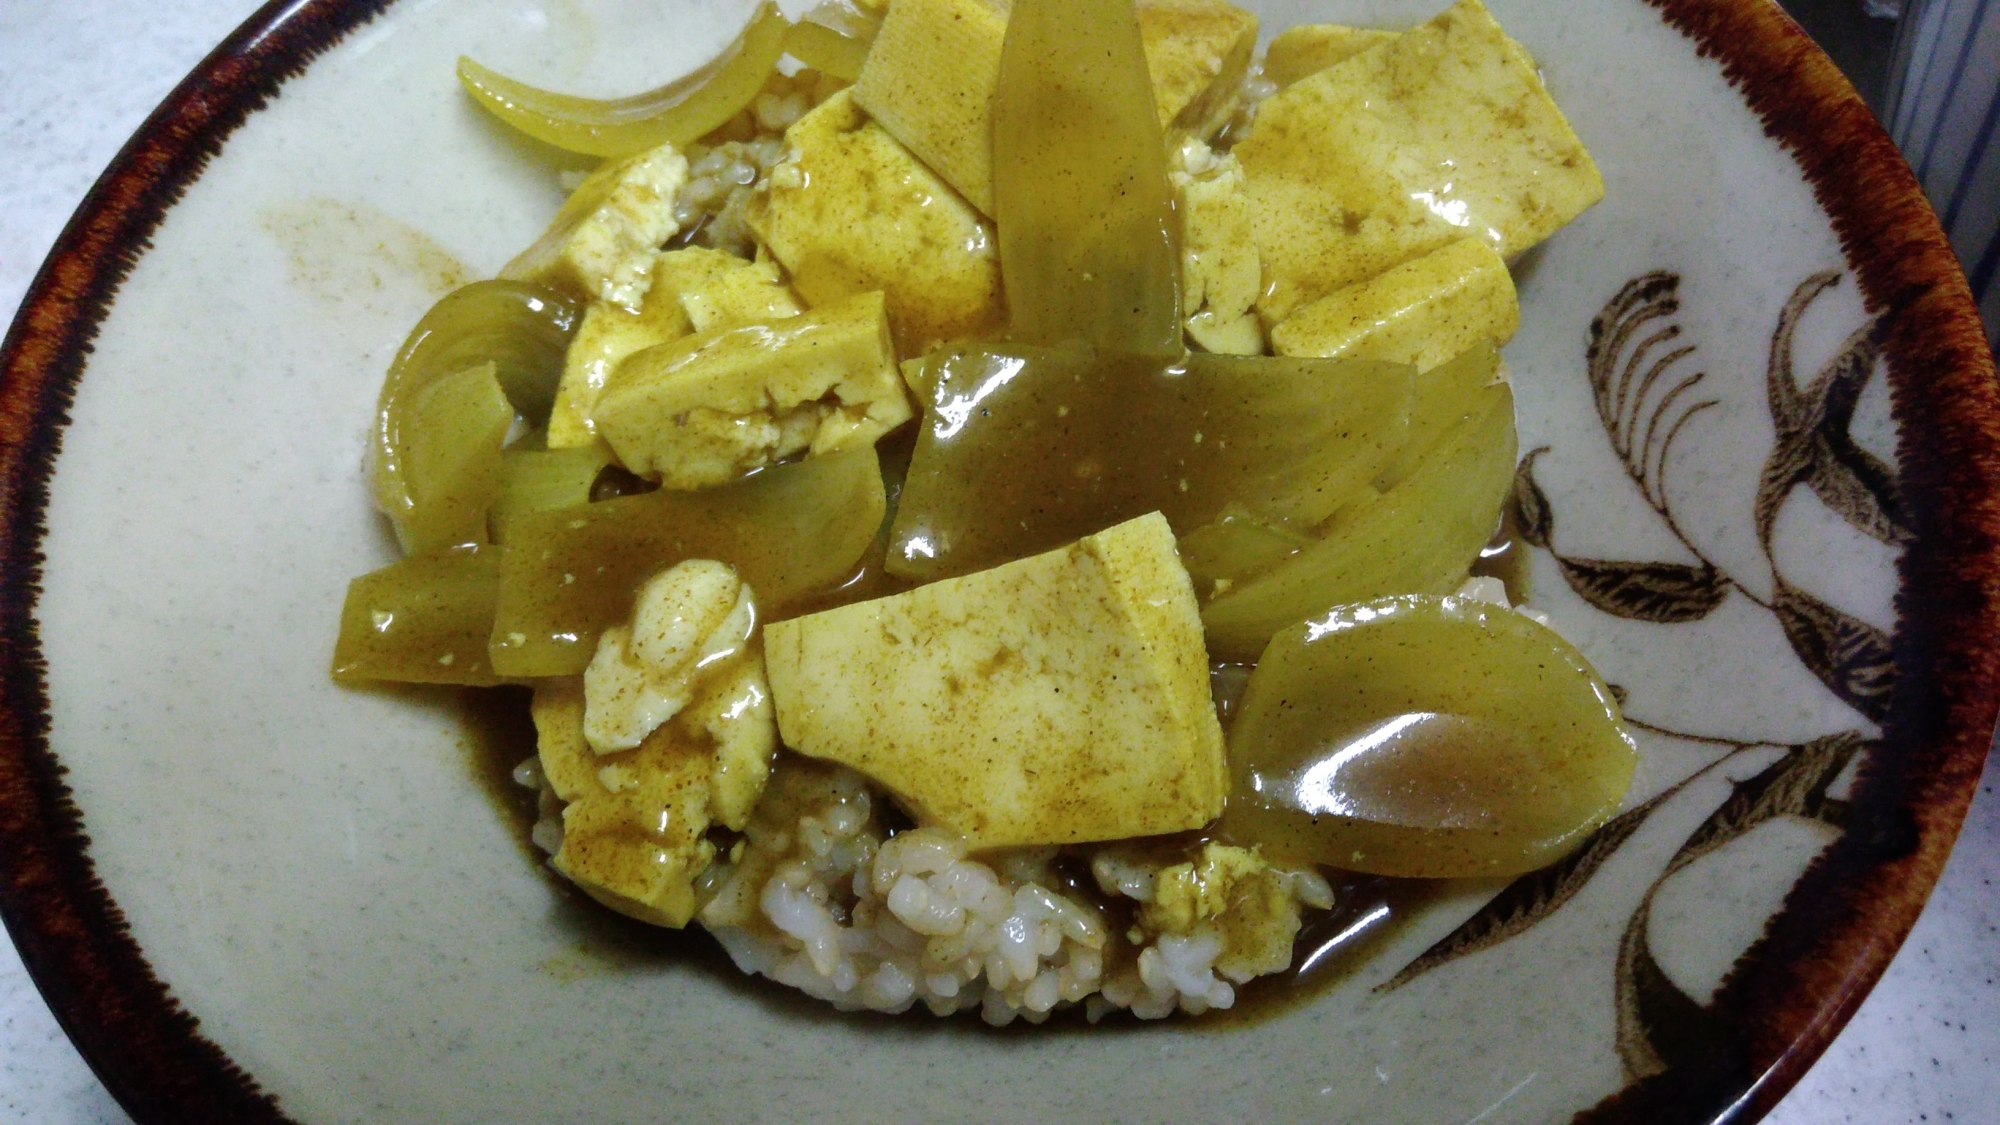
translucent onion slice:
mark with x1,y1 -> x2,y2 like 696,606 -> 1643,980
332,544 -> 505,687
370,280 -> 581,550
992,0 -> 1181,353
488,446 -> 886,678
886,344 -> 1411,582
488,446 -> 613,544
1201,377 -> 1517,660
399,362 -> 514,554
782,19 -> 872,83
1177,506 -> 1314,591
1220,594 -> 1637,879
456,2 -> 789,158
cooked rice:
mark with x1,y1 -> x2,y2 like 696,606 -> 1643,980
670,69 -> 837,258
517,759 -> 1332,1023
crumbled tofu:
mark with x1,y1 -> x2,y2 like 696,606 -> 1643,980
852,0 -> 1258,216
1140,843 -> 1333,982
1261,23 -> 1400,89
583,559 -> 754,753
534,560 -> 777,927
539,680 -> 717,927
652,246 -> 803,333
695,757 -> 868,931
1270,237 -> 1518,369
590,290 -> 912,489
745,91 -> 1006,356
1143,844 -> 1270,933
1237,0 -> 1604,322
764,512 -> 1226,848
503,143 -> 689,310
1173,137 -> 1265,355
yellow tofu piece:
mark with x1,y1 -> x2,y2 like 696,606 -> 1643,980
898,355 -> 934,404
531,563 -> 778,926
852,0 -> 1258,216
547,249 -> 805,449
1261,23 -> 1399,89
1173,140 -> 1264,355
685,658 -> 776,832
1137,0 -> 1261,140
1237,0 -> 1604,323
1270,237 -> 1519,369
547,283 -> 692,450
502,144 -> 688,310
745,91 -> 1006,356
849,0 -> 1007,215
591,290 -> 912,488
652,247 -> 803,333
532,678 -> 718,928
764,512 -> 1226,848
1142,843 -> 1269,934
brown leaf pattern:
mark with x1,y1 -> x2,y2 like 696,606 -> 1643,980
1612,734 -> 1867,1079
1379,796 -> 1666,991
1587,272 -> 1718,515
1755,273 -> 1906,549
1512,447 -> 1555,549
1670,734 -> 1866,868
1808,321 -> 1907,544
1553,557 -> 1731,623
1510,440 -> 1732,622
1772,582 -> 1896,723
1614,898 -> 1732,1080
1377,270 -> 1896,1094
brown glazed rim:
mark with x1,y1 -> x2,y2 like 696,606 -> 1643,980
0,1 -> 1993,1123
0,2 -> 391,1121
1574,2 -> 2000,1122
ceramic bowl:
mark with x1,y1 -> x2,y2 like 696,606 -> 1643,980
1,1 -> 1994,1121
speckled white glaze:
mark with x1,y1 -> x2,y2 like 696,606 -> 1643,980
14,1 -> 1954,1122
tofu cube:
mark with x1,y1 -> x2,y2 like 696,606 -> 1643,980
852,0 -> 1258,216
764,512 -> 1227,848
1270,236 -> 1519,369
502,144 -> 688,311
1261,24 -> 1399,89
653,247 -> 803,333
547,248 -> 804,449
591,290 -> 912,488
547,280 -> 692,450
1237,0 -> 1603,323
850,0 -> 1008,215
1136,0 -> 1262,140
745,90 -> 1006,356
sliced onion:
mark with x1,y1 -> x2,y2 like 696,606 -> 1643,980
456,2 -> 789,158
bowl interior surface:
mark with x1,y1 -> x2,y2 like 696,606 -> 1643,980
10,0 -> 1985,1122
